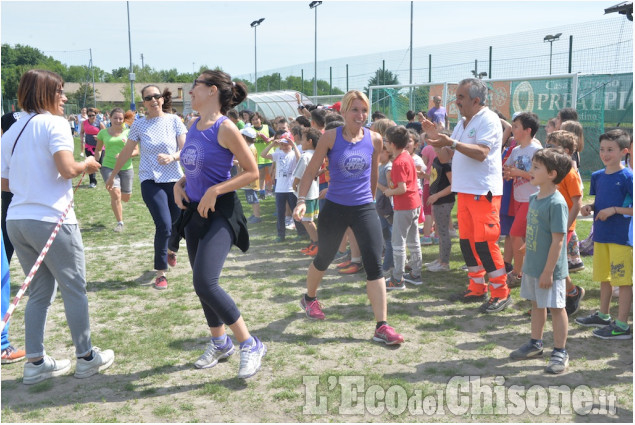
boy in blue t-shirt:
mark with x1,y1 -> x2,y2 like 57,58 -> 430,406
509,148 -> 572,374
576,129 -> 633,340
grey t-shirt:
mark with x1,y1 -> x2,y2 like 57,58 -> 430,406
523,191 -> 569,279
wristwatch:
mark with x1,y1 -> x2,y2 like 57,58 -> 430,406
451,139 -> 458,149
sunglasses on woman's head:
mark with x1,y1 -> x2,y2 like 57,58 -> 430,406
143,94 -> 162,102
192,79 -> 214,89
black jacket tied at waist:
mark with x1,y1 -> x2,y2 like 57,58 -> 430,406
169,191 -> 249,253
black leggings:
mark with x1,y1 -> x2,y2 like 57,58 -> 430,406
185,212 -> 241,328
313,200 -> 384,281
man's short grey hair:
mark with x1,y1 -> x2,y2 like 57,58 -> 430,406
458,78 -> 488,106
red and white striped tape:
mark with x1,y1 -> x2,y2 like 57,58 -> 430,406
1,172 -> 86,333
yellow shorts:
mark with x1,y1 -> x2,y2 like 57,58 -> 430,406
593,242 -> 633,286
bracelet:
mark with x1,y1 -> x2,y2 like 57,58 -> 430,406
297,199 -> 306,205
297,196 -> 306,201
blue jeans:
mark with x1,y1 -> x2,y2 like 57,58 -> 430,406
379,215 -> 394,272
141,180 -> 180,271
275,192 -> 304,239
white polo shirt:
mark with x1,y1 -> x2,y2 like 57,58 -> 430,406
450,107 -> 503,196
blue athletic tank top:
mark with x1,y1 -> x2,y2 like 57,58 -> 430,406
181,116 -> 234,202
326,126 -> 374,206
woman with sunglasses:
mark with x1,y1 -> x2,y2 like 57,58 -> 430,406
173,71 -> 265,378
79,107 -> 106,188
1,69 -> 114,384
106,86 -> 186,290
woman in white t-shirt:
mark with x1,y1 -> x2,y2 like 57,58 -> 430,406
1,69 -> 114,384
106,85 -> 187,290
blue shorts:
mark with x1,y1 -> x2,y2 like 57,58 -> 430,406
243,189 -> 259,205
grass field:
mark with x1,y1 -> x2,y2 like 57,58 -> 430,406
1,142 -> 632,422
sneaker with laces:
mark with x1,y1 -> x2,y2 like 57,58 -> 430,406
420,236 -> 433,245
592,322 -> 632,340
247,215 -> 262,224
194,337 -> 235,369
575,312 -> 611,327
336,259 -> 352,269
113,222 -> 124,233
565,286 -> 585,316
237,337 -> 266,379
302,243 -> 318,256
75,347 -> 115,379
450,289 -> 488,303
568,261 -> 585,273
373,324 -> 405,345
545,350 -> 569,374
23,356 -> 72,384
167,252 -> 177,268
1,345 -> 26,364
333,250 -> 350,263
479,295 -> 512,313
339,262 -> 363,274
427,262 -> 450,272
300,296 -> 325,320
403,272 -> 423,285
154,276 -> 168,290
509,341 -> 543,359
386,276 -> 406,290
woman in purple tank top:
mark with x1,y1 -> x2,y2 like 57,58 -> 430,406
293,90 -> 404,346
173,70 -> 266,379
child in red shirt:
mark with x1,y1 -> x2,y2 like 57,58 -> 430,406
383,126 -> 423,289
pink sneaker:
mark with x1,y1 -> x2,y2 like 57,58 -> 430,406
167,252 -> 177,268
300,297 -> 325,320
373,324 -> 404,345
154,276 -> 168,290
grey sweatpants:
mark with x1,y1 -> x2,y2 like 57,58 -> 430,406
432,202 -> 454,264
391,208 -> 422,279
7,220 -> 92,358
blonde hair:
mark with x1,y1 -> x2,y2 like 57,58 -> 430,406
340,90 -> 370,115
370,118 -> 396,138
560,120 -> 584,153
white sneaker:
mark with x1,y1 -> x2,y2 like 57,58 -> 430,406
424,259 -> 440,268
23,356 -> 72,385
428,262 -> 450,272
237,337 -> 266,379
194,338 -> 235,369
113,222 -> 124,233
75,347 -> 114,379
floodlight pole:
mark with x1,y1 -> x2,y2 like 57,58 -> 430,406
544,33 -> 562,75
250,18 -> 265,93
126,1 -> 135,111
310,1 -> 322,101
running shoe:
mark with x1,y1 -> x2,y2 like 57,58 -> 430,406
195,337 -> 235,369
373,324 -> 404,345
154,276 -> 168,290
300,296 -> 325,320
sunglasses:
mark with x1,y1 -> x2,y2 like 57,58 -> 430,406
87,114 -> 96,117
192,79 -> 213,89
143,94 -> 162,102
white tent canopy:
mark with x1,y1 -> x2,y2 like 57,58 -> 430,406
238,90 -> 313,120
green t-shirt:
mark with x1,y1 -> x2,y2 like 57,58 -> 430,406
253,124 -> 273,165
97,128 -> 132,170
523,191 -> 569,279
236,120 -> 245,130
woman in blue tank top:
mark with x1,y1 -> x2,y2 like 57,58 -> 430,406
293,90 -> 404,345
173,70 -> 266,379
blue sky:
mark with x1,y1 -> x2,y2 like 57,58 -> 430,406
1,1 -> 619,77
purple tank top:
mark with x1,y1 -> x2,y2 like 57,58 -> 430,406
181,116 -> 234,202
326,126 -> 374,206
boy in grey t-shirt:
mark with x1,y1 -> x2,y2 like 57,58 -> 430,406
509,148 -> 572,375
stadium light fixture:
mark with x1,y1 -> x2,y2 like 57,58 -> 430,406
543,33 -> 562,75
250,18 -> 265,92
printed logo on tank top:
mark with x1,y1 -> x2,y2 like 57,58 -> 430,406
180,139 -> 204,178
338,149 -> 370,178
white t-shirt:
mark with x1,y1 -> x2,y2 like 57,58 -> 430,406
412,153 -> 426,190
451,107 -> 503,196
293,150 -> 319,200
128,114 -> 187,183
272,149 -> 298,193
504,141 -> 542,202
1,112 -> 78,224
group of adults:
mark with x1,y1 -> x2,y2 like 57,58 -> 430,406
0,67 -> 552,384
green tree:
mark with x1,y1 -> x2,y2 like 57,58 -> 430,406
364,68 -> 400,115
66,83 -> 97,109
